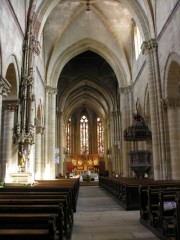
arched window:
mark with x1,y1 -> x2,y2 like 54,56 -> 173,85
65,118 -> 71,155
134,24 -> 142,60
80,115 -> 89,154
97,117 -> 104,156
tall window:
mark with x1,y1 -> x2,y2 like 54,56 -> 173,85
97,117 -> 104,156
134,24 -> 142,60
80,115 -> 89,155
65,118 -> 71,155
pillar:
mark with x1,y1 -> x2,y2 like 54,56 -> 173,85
142,40 -> 166,180
58,111 -> 65,175
44,86 -> 57,179
0,76 -> 10,181
166,98 -> 180,179
120,87 -> 131,177
2,100 -> 19,181
35,125 -> 44,180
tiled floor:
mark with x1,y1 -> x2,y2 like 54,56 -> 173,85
71,186 -> 159,240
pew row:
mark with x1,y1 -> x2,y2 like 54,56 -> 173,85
139,184 -> 180,240
0,178 -> 80,240
0,214 -> 57,240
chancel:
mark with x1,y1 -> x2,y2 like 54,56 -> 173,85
0,1 -> 180,240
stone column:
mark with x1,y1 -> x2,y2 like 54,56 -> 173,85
49,87 -> 57,179
35,125 -> 44,180
110,111 -> 115,173
113,111 -> 121,173
2,100 -> 19,181
116,110 -> 121,174
58,111 -> 65,175
43,89 -> 49,178
142,40 -> 166,179
166,98 -> 180,179
0,76 -> 11,181
120,87 -> 131,177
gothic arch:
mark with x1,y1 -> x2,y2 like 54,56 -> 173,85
164,52 -> 180,99
164,52 -> 180,179
48,38 -> 127,88
4,55 -> 20,99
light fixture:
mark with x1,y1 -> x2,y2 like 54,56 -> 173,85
86,0 -> 91,11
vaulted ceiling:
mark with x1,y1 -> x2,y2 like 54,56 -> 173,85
33,0 -> 151,120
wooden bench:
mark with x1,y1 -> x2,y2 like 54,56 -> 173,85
139,183 -> 180,240
0,204 -> 63,239
0,214 -> 57,240
0,179 -> 80,239
0,197 -> 72,239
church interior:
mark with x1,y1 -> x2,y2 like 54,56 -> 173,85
0,0 -> 180,239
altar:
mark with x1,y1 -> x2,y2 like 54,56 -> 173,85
65,154 -> 100,175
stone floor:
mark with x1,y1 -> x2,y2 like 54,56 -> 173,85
71,185 -> 159,240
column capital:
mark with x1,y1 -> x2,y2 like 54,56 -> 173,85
36,126 -> 45,134
141,39 -> 158,54
161,97 -> 180,110
119,86 -> 132,94
2,99 -> 19,111
45,85 -> 57,95
0,75 -> 11,97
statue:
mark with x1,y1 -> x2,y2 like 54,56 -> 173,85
18,149 -> 26,172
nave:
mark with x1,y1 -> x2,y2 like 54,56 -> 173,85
71,186 -> 159,240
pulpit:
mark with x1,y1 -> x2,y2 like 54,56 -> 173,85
129,150 -> 151,178
124,112 -> 152,178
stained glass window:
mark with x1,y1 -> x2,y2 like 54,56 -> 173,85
80,115 -> 89,155
97,117 -> 104,156
65,118 -> 71,155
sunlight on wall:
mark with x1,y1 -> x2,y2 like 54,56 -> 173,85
134,25 -> 143,60
43,163 -> 51,179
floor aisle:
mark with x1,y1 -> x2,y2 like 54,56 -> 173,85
71,186 -> 159,240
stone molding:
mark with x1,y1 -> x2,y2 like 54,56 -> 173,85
119,86 -> 132,94
45,86 -> 57,95
2,99 -> 19,111
141,39 -> 158,55
161,98 -> 180,110
0,76 -> 11,97
36,126 -> 45,134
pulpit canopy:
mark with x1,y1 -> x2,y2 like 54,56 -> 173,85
124,113 -> 151,141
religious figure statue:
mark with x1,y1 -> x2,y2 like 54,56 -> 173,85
18,149 -> 26,172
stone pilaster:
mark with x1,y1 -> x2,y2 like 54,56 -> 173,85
112,110 -> 121,174
44,86 -> 57,179
35,124 -> 44,180
142,40 -> 166,180
58,111 -> 65,175
0,76 -> 11,181
1,100 -> 19,181
164,98 -> 180,179
120,86 -> 131,177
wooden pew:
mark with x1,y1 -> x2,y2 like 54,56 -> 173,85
139,183 -> 180,240
158,190 -> 180,239
0,198 -> 71,239
0,204 -> 63,240
0,214 -> 57,240
1,183 -> 78,213
0,178 -> 80,239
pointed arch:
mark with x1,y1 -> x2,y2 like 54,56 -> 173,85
48,38 -> 127,88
